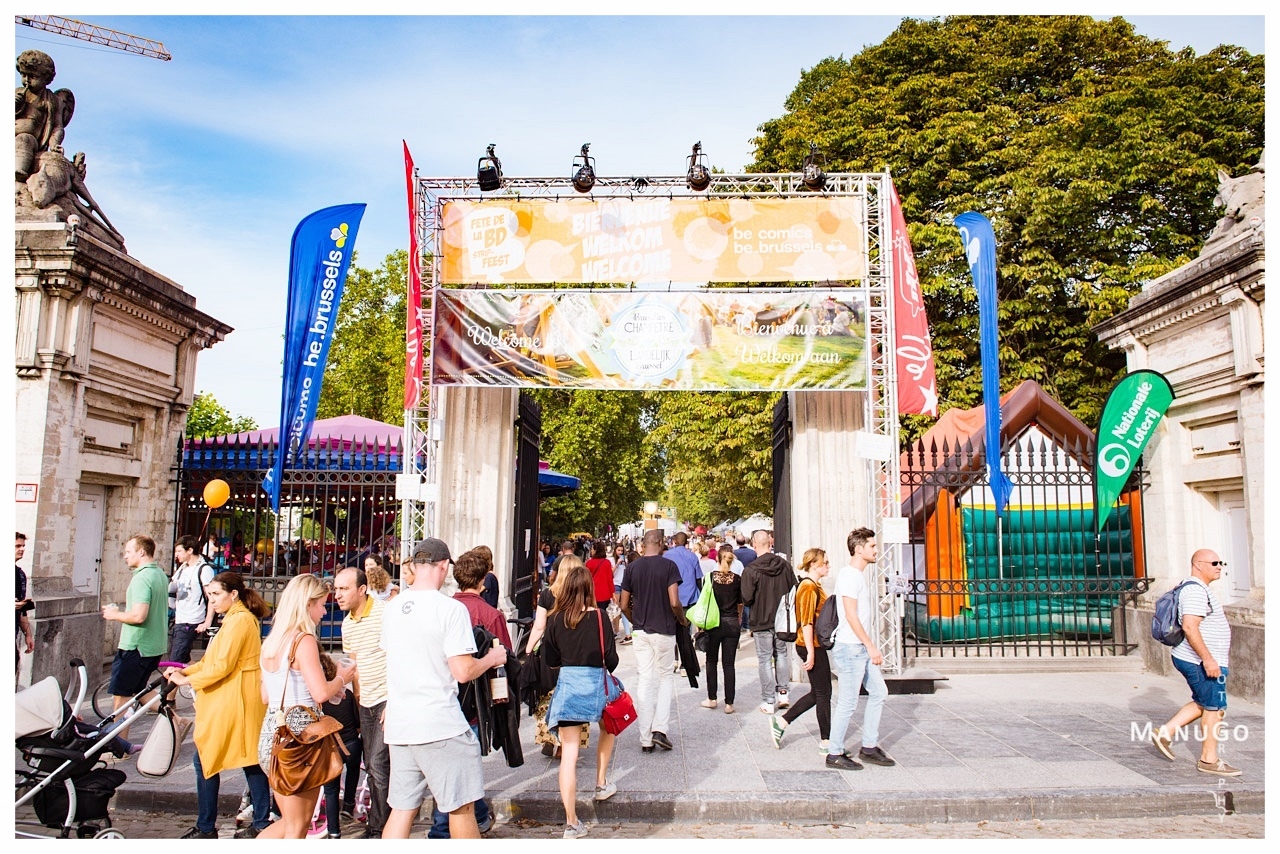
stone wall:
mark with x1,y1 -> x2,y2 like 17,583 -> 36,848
14,223 -> 231,687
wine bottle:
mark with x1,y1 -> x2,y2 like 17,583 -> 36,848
489,638 -> 509,703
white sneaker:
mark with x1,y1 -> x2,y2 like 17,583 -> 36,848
758,702 -> 775,714
563,820 -> 589,839
776,692 -> 790,710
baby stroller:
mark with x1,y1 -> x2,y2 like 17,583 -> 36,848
15,658 -> 186,839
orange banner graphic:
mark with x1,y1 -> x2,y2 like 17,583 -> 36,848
440,197 -> 865,284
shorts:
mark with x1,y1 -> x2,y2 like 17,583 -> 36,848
108,648 -> 161,697
387,730 -> 485,814
169,623 -> 199,664
1173,657 -> 1229,712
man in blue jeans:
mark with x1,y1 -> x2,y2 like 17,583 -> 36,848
1150,548 -> 1240,777
825,527 -> 894,770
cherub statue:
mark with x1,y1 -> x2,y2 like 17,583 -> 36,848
15,49 -> 123,246
15,49 -> 72,181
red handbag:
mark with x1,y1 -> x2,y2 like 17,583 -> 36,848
596,610 -> 636,735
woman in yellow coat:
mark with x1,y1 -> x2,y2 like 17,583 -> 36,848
163,571 -> 273,839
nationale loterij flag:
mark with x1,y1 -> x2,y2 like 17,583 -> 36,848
263,203 -> 367,512
955,211 -> 1013,517
888,178 -> 938,416
403,141 -> 424,411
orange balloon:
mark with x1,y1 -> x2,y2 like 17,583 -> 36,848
255,538 -> 274,555
202,479 -> 230,509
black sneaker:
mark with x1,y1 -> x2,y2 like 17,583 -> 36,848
232,826 -> 262,839
825,752 -> 863,771
180,827 -> 218,839
359,829 -> 382,839
651,731 -> 673,750
859,746 -> 896,767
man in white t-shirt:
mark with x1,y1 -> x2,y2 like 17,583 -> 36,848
380,538 -> 507,839
1150,548 -> 1240,777
824,527 -> 893,771
168,535 -> 216,664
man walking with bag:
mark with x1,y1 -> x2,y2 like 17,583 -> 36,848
380,539 -> 507,840
740,530 -> 796,714
169,535 -> 216,665
619,529 -> 685,753
1150,549 -> 1240,777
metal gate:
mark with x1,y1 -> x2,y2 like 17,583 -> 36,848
899,434 -> 1150,658
771,394 -> 792,560
510,392 -> 542,619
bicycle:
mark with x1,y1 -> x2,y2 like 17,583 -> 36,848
90,670 -> 194,719
507,616 -> 534,661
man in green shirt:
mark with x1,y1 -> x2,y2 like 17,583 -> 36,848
102,534 -> 169,738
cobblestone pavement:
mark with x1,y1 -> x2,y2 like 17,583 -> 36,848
21,808 -> 1262,839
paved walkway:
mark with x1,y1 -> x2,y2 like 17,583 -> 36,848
77,637 -> 1264,826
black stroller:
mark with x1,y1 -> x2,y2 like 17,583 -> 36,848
15,658 -> 188,839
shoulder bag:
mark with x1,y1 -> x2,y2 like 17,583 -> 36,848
267,633 -> 348,795
595,610 -> 636,735
687,573 -> 720,630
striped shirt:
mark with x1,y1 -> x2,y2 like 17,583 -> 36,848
1171,578 -> 1231,667
342,595 -> 388,707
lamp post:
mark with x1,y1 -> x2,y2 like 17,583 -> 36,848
643,501 -> 659,532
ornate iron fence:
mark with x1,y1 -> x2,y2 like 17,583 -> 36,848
174,433 -> 404,647
899,433 -> 1150,659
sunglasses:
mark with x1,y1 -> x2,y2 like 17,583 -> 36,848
1197,560 -> 1227,567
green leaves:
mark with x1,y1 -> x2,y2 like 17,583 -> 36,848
185,392 -> 257,438
753,15 -> 1263,424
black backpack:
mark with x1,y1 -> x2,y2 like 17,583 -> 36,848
814,591 -> 840,650
1151,579 -> 1209,647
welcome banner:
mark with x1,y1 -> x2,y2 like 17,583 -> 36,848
431,289 -> 868,391
263,203 -> 366,512
439,197 -> 866,285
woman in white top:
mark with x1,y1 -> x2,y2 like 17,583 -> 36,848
257,573 -> 354,839
364,554 -> 399,602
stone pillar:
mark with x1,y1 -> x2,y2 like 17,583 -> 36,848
786,391 -> 870,585
15,224 -> 230,687
435,386 -> 519,596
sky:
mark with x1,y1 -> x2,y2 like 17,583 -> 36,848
7,8 -> 1268,428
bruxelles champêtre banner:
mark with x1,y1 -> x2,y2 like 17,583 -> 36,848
433,197 -> 870,391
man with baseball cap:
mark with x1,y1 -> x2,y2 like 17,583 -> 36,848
380,538 -> 507,839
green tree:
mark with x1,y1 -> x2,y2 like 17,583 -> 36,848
647,391 -> 777,524
316,250 -> 410,424
185,391 -> 257,438
531,390 -> 665,538
753,15 -> 1264,426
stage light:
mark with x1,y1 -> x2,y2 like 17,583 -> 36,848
477,144 -> 503,191
686,141 -> 711,191
801,142 -> 827,191
572,143 -> 596,193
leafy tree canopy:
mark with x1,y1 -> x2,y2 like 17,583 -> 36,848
646,391 -> 776,525
753,15 -> 1264,427
186,391 -> 257,438
316,250 -> 410,425
531,389 -> 665,538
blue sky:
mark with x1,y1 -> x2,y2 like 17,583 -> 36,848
8,11 -> 1267,427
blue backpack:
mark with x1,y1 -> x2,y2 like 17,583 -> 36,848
1151,580 -> 1209,647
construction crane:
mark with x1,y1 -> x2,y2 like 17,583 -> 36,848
15,14 -> 171,61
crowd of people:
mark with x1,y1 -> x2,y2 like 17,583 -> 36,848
72,524 -> 901,840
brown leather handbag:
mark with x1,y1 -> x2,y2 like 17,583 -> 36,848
266,634 -> 348,796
